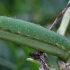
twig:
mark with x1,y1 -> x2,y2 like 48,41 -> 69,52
39,54 -> 49,70
49,3 -> 70,30
29,51 -> 49,70
57,4 -> 70,35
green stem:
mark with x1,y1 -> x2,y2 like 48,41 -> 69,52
0,57 -> 16,69
0,30 -> 69,61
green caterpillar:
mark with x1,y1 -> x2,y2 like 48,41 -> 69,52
0,16 -> 70,51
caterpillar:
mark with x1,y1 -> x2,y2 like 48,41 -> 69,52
0,16 -> 70,51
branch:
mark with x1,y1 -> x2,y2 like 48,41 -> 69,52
57,2 -> 70,35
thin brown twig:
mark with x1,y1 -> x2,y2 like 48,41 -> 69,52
49,3 -> 70,30
39,54 -> 49,70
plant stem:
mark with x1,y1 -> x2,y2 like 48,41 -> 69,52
57,3 -> 70,35
49,3 -> 70,30
0,57 -> 16,69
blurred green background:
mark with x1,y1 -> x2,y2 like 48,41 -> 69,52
0,0 -> 69,70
